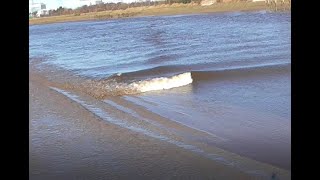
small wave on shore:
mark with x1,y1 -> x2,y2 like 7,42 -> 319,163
132,72 -> 192,92
73,72 -> 193,98
63,62 -> 289,99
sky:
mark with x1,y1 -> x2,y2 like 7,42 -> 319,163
29,0 -> 111,10
30,0 -> 156,10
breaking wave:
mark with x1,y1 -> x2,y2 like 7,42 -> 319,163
131,72 -> 192,92
71,72 -> 193,99
64,62 -> 290,99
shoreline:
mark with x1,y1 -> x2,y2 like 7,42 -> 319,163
29,1 -> 290,25
30,62 -> 291,179
29,69 -> 257,180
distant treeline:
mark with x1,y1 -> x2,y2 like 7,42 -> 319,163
44,0 -> 200,17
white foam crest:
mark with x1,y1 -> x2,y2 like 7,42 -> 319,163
130,72 -> 193,93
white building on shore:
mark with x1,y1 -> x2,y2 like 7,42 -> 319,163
200,0 -> 216,6
29,1 -> 48,17
95,0 -> 164,4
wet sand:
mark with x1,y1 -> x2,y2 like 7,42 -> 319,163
30,72 -> 250,180
30,65 -> 290,180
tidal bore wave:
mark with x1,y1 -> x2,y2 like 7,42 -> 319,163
65,63 -> 290,99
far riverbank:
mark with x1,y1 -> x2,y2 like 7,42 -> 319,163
29,1 -> 290,25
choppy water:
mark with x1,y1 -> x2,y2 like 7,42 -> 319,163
30,11 -> 291,171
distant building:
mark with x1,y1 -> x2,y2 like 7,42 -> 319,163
29,3 -> 48,17
95,0 -> 104,4
109,0 -> 165,3
201,0 -> 217,6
